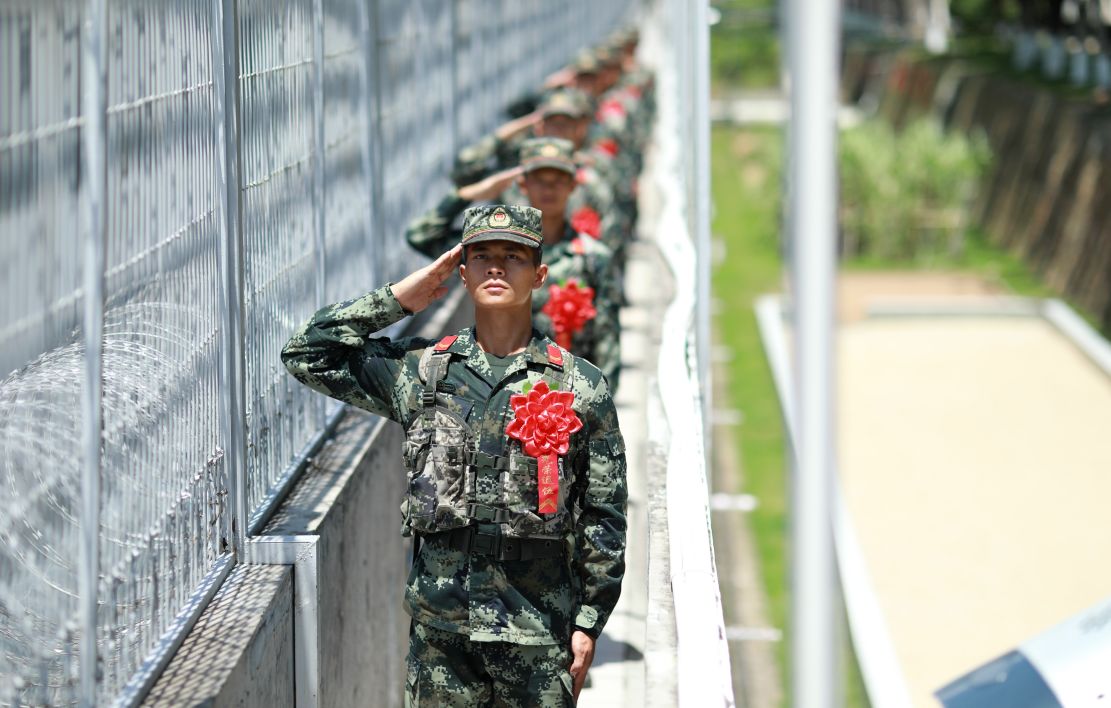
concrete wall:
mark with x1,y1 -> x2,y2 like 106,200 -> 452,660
262,413 -> 409,708
146,287 -> 474,706
142,565 -> 295,707
842,45 -> 1111,333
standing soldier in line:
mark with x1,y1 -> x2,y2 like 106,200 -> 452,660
281,205 -> 628,706
406,137 -> 623,391
587,47 -> 640,198
451,88 -> 618,248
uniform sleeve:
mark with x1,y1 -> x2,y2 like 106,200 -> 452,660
280,285 -> 428,422
451,130 -> 524,186
572,378 -> 628,638
588,250 -> 622,392
404,190 -> 471,259
451,133 -> 500,186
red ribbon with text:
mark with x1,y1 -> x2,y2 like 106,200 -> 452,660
505,381 -> 582,515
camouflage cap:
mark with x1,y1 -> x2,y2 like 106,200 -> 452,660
609,28 -> 637,46
594,45 -> 620,67
535,88 -> 591,120
539,89 -> 587,119
519,137 -> 576,176
575,49 -> 600,75
462,204 -> 543,249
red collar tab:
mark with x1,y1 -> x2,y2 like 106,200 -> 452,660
546,344 -> 564,366
434,335 -> 458,352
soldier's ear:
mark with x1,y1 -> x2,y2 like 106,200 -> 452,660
533,263 -> 549,290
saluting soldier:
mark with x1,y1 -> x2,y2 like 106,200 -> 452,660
406,137 -> 623,391
282,205 -> 627,706
451,89 -> 617,238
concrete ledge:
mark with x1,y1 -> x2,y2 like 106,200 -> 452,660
142,565 -> 294,707
261,412 -> 408,708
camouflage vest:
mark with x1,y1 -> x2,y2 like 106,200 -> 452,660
401,338 -> 577,540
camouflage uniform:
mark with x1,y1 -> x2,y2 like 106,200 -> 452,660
282,205 -> 627,708
406,139 -> 623,391
407,622 -> 573,706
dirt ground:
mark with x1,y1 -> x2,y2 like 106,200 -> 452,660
836,271 -> 1111,707
836,271 -> 1004,322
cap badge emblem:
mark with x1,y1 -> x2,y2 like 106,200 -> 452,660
489,209 -> 511,228
540,144 -> 561,157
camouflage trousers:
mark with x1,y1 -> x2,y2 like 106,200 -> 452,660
405,621 -> 576,707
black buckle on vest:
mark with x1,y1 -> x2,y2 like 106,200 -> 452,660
421,390 -> 437,408
466,450 -> 507,470
469,526 -> 500,556
466,502 -> 510,524
422,526 -> 564,561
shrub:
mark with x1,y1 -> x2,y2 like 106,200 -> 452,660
839,117 -> 991,261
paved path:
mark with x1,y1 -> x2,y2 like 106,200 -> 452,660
576,238 -> 664,706
836,278 -> 1111,706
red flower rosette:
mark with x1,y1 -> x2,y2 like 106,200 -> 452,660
571,206 -> 601,239
594,137 -> 619,157
542,279 -> 596,351
505,381 -> 583,515
596,98 -> 627,123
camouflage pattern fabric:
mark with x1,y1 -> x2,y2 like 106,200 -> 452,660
281,287 -> 627,645
452,132 -> 526,187
532,229 -> 622,390
406,621 -> 574,707
405,190 -> 473,256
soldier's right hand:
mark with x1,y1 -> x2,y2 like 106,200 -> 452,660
494,110 -> 543,142
457,166 -> 524,203
390,245 -> 463,315
543,66 -> 576,89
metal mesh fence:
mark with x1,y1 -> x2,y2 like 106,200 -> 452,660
97,0 -> 228,701
237,0 -> 322,520
0,0 -> 635,703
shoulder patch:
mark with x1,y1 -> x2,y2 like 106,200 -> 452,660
434,335 -> 457,352
546,344 -> 563,366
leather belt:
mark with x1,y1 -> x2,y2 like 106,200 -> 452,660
424,524 -> 564,561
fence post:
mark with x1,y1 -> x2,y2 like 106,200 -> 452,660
692,0 -> 712,462
449,0 -> 461,160
786,0 -> 841,703
312,0 -> 327,426
79,0 -> 108,703
212,0 -> 249,558
365,0 -> 386,285
357,0 -> 379,286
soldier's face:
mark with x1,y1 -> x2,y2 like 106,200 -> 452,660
575,73 -> 599,96
600,66 -> 620,91
460,240 -> 548,311
520,169 -> 576,217
538,115 -> 577,142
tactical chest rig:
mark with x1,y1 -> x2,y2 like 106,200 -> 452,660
401,335 -> 576,561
